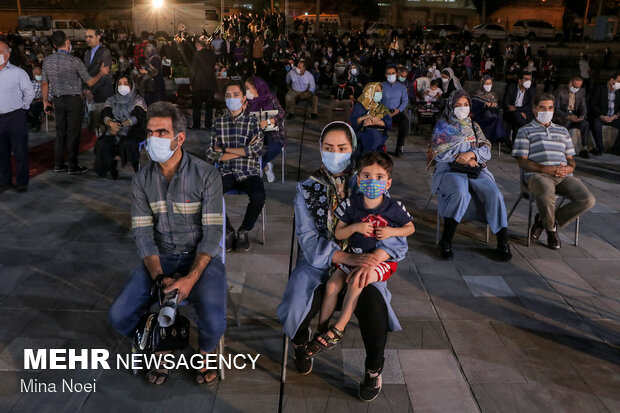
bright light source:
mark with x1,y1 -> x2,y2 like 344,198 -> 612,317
153,0 -> 163,8
304,12 -> 308,15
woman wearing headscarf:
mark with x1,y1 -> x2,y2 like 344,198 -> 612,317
140,44 -> 165,105
94,76 -> 147,178
350,82 -> 392,155
244,76 -> 286,183
429,90 -> 511,261
471,75 -> 507,143
440,68 -> 462,97
277,121 -> 406,401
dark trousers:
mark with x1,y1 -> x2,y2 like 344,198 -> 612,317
27,100 -> 43,128
108,254 -> 227,352
392,111 -> 410,148
292,283 -> 389,371
589,117 -> 620,151
559,119 -> 590,147
0,109 -> 29,187
507,109 -> 532,142
192,88 -> 215,129
263,142 -> 284,164
54,95 -> 84,168
222,174 -> 266,232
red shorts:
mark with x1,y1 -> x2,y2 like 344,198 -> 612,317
335,261 -> 398,282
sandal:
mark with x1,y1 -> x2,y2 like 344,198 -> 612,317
195,368 -> 218,385
145,369 -> 169,385
304,326 -> 345,358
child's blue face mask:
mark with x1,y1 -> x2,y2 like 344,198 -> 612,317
359,179 -> 387,199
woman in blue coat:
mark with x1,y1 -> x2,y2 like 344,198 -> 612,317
277,121 -> 407,402
429,90 -> 511,261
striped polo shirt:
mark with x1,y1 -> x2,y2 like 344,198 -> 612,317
512,120 -> 575,181
131,150 -> 224,259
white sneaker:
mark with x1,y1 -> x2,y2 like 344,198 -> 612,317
265,162 -> 275,183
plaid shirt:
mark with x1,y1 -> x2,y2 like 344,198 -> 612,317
131,151 -> 224,259
206,112 -> 263,181
133,41 -> 150,68
31,81 -> 53,101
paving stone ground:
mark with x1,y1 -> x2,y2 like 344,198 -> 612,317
1,98 -> 619,413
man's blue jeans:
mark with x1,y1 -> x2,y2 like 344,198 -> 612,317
109,254 -> 227,352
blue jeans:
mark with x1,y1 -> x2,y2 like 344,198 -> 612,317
263,142 -> 284,164
109,254 -> 227,352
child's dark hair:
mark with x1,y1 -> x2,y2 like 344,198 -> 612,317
358,151 -> 393,178
430,79 -> 440,87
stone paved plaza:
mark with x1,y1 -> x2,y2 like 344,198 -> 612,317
0,102 -> 619,413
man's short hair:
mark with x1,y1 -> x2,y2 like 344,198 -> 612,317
570,75 -> 583,83
532,93 -> 555,108
385,65 -> 397,73
610,72 -> 620,81
51,30 -> 67,48
86,28 -> 102,36
147,102 -> 187,135
196,36 -> 208,49
225,81 -> 245,96
141,31 -> 149,40
520,70 -> 532,80
358,151 -> 394,178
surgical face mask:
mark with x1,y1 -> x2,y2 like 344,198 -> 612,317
569,86 -> 580,94
295,67 -> 301,74
536,111 -> 553,124
35,75 -> 42,81
0,54 -> 7,66
398,75 -> 407,82
320,151 -> 351,174
225,97 -> 243,112
442,77 -> 449,83
483,84 -> 492,92
387,74 -> 396,83
454,106 -> 470,120
117,85 -> 131,96
373,91 -> 383,103
522,80 -> 532,89
359,179 -> 387,200
350,68 -> 357,75
119,58 -> 125,63
612,82 -> 620,91
246,90 -> 254,100
146,135 -> 178,163
221,71 -> 227,77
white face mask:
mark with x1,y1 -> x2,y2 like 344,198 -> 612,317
373,91 -> 382,103
117,85 -> 131,96
35,75 -> 42,81
441,77 -> 449,83
483,84 -> 492,92
612,82 -> 620,91
522,80 -> 532,89
0,54 -> 5,66
454,106 -> 470,120
536,111 -> 554,124
569,86 -> 580,94
146,135 -> 178,163
350,68 -> 357,75
387,74 -> 396,83
246,90 -> 255,100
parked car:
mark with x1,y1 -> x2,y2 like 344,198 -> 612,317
422,24 -> 461,38
511,20 -> 563,40
365,22 -> 395,38
472,23 -> 509,40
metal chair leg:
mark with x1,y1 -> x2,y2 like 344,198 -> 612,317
281,336 -> 289,383
507,193 -> 524,220
425,193 -> 433,209
261,205 -> 266,245
498,142 -> 501,158
575,216 -> 580,246
218,337 -> 225,380
45,114 -> 49,133
281,147 -> 285,184
227,287 -> 240,327
436,210 -> 441,245
527,197 -> 533,247
485,225 -> 490,244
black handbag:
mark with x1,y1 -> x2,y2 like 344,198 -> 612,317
449,122 -> 485,179
131,274 -> 190,353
